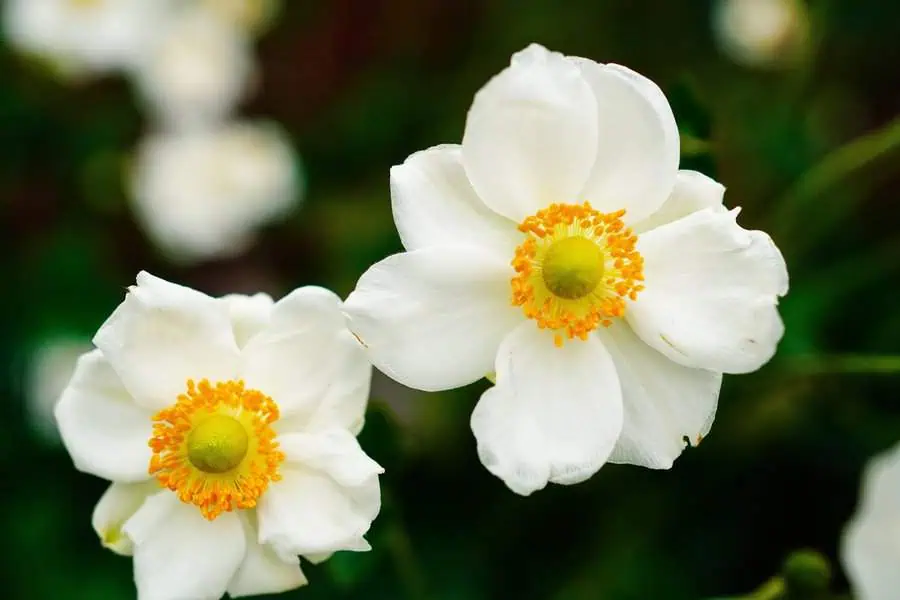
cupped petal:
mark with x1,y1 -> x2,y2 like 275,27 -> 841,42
597,322 -> 722,469
278,429 -> 384,488
124,491 -> 246,600
227,516 -> 307,598
391,144 -> 521,256
55,350 -> 154,482
461,43 -> 599,221
257,466 -> 380,557
221,292 -> 274,349
572,61 -> 680,223
344,246 -> 522,392
627,207 -> 789,374
470,322 -> 624,496
241,286 -> 371,431
92,481 -> 159,556
842,444 -> 900,600
633,170 -> 726,233
93,272 -> 241,411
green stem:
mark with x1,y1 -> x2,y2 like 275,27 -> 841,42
785,354 -> 900,375
749,577 -> 786,600
384,491 -> 428,600
773,114 -> 900,255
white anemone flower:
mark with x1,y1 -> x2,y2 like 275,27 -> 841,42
842,443 -> 900,600
2,0 -> 174,79
130,120 -> 300,263
131,6 -> 255,128
345,44 -> 788,496
197,0 -> 282,36
55,272 -> 381,599
713,0 -> 810,69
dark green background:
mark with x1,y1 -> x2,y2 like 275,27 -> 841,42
3,0 -> 900,598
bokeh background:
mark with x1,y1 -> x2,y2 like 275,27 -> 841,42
3,0 -> 900,598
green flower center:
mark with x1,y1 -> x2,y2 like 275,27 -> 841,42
541,235 -> 605,300
187,414 -> 249,474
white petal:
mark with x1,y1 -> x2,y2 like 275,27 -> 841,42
627,208 -> 789,374
55,350 -> 154,482
241,287 -> 371,431
461,43 -> 599,221
470,322 -> 624,495
573,61 -> 680,223
221,293 -> 274,349
92,481 -> 158,556
124,492 -> 245,600
344,247 -> 522,392
598,322 -> 722,469
257,467 -> 380,557
633,170 -> 726,233
279,429 -> 384,487
227,517 -> 307,598
93,272 -> 241,410
391,144 -> 521,256
842,444 -> 900,600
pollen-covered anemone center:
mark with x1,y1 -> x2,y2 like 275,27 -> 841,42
148,379 -> 285,520
511,202 -> 645,347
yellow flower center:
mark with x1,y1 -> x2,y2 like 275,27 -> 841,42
511,202 -> 644,347
148,379 -> 285,521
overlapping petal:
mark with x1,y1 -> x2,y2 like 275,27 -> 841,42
222,292 -> 274,349
471,322 -> 624,495
92,481 -> 158,556
55,350 -> 154,482
391,144 -> 521,257
572,61 -> 680,223
634,170 -> 726,233
93,271 -> 241,410
461,44 -> 599,221
124,492 -> 246,600
227,517 -> 307,598
627,207 -> 788,373
598,322 -> 722,469
345,246 -> 522,391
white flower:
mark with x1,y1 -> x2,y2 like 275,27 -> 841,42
55,272 -> 381,600
344,44 -> 788,496
842,443 -> 900,600
131,6 -> 255,128
713,0 -> 809,69
129,120 -> 300,263
24,336 -> 92,444
2,0 -> 174,79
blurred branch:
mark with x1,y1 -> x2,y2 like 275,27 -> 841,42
383,489 -> 428,600
773,113 -> 900,257
784,354 -> 900,375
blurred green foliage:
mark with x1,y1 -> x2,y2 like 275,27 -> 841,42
3,0 -> 900,598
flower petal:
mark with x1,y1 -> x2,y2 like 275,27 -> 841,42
93,272 -> 241,410
278,429 -> 384,488
597,322 -> 722,469
227,517 -> 307,598
842,443 -> 900,600
627,208 -> 788,374
221,293 -> 274,349
391,144 -> 521,256
55,350 -> 154,482
124,491 -> 246,600
257,467 -> 380,557
470,322 -> 624,495
241,287 -> 371,431
92,481 -> 158,556
344,246 -> 522,392
633,170 -> 726,233
461,44 -> 599,221
572,61 -> 680,223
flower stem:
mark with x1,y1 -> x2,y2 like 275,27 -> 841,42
384,490 -> 428,600
785,354 -> 900,375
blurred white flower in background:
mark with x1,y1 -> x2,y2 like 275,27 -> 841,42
130,120 -> 301,263
2,0 -> 174,79
713,0 -> 810,69
132,5 -> 256,129
25,336 -> 92,444
842,443 -> 900,600
198,0 -> 282,36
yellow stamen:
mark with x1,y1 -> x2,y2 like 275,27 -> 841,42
511,202 -> 644,344
148,379 -> 284,521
